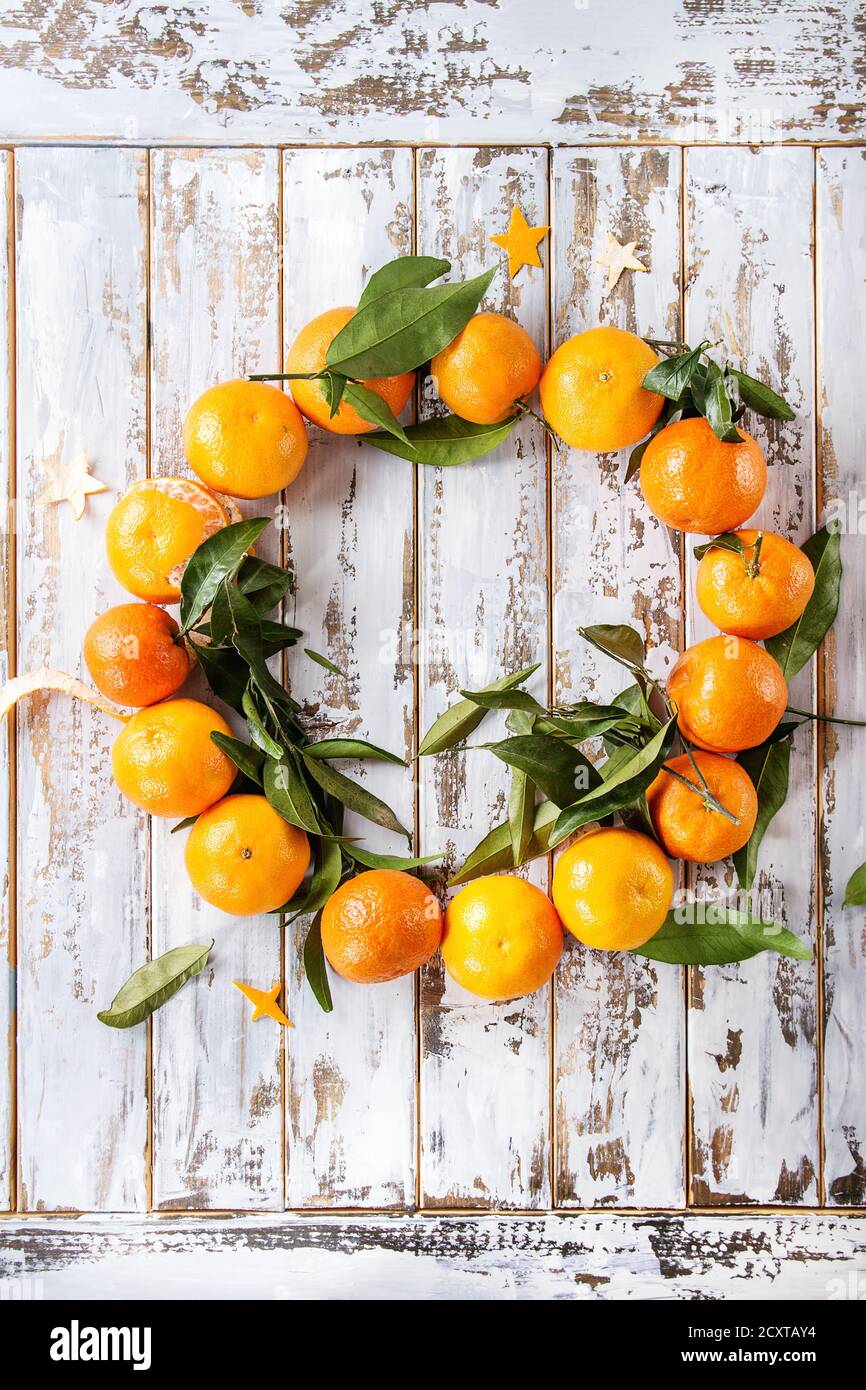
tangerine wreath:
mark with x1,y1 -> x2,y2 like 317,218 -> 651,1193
6,252 -> 866,1035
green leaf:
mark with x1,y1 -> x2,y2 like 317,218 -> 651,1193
243,687 -> 285,760
345,845 -> 442,871
693,532 -> 747,562
642,345 -> 704,401
301,754 -> 410,838
170,815 -> 199,835
237,555 -> 293,613
579,623 -> 646,670
765,522 -> 842,679
275,839 -> 343,920
210,732 -> 265,788
551,716 -> 676,845
733,736 -> 792,892
458,687 -> 545,714
417,663 -> 540,756
508,769 -> 535,866
195,644 -> 248,713
448,801 -> 560,886
305,648 -> 348,679
179,518 -> 269,635
357,254 -> 451,311
303,737 -> 405,765
303,914 -> 333,1013
260,619 -> 302,656
263,754 -> 323,835
506,708 -> 538,735
97,941 -> 213,1029
843,862 -> 866,908
702,360 -> 742,443
535,702 -> 632,741
729,368 -> 795,422
485,733 -> 601,810
343,382 -> 412,447
361,412 -> 518,467
325,267 -> 496,378
320,372 -> 349,418
634,908 -> 811,966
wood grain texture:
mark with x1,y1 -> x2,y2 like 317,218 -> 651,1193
817,148 -> 866,1206
0,2 -> 863,144
149,148 -> 284,1210
684,148 -> 818,1205
551,148 -> 685,1208
281,148 -> 416,1209
0,152 -> 11,1210
15,148 -> 149,1210
2,1213 -> 864,1299
417,147 -> 551,1209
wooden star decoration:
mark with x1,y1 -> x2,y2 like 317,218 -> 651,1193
489,204 -> 550,279
596,233 -> 648,294
233,979 -> 293,1028
36,448 -> 108,521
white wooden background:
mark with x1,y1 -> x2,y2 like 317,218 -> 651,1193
1,0 -> 865,1299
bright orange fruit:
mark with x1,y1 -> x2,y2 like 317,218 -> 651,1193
84,603 -> 191,708
111,698 -> 235,818
667,635 -> 787,753
321,869 -> 443,984
442,875 -> 563,1001
695,529 -> 815,639
185,794 -> 310,915
640,417 -> 767,534
183,379 -> 308,499
286,307 -> 414,435
105,477 -> 230,605
539,325 -> 664,451
430,311 -> 541,424
552,827 -> 673,952
646,751 -> 758,863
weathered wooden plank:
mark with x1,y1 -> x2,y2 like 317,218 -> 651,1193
150,149 -> 284,1210
817,148 -> 866,1206
684,148 -> 818,1205
0,2 -> 862,144
2,1213 -> 865,1299
281,148 -> 416,1209
15,148 -> 149,1210
551,148 -> 685,1208
0,151 -> 11,1210
417,147 -> 551,1209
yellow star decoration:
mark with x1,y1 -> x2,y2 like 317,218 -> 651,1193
233,980 -> 293,1028
36,448 -> 108,521
596,233 -> 648,295
489,204 -> 550,280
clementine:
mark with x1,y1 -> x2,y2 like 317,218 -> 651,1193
646,751 -> 758,863
183,379 -> 308,499
538,325 -> 664,451
430,311 -> 541,424
185,794 -> 310,915
667,635 -> 787,753
112,697 -> 235,818
442,875 -> 563,1001
695,529 -> 815,640
286,307 -> 414,435
84,603 -> 191,708
640,417 -> 767,534
552,827 -> 673,951
105,477 -> 230,604
321,869 -> 442,983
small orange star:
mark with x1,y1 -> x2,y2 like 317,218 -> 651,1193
233,980 -> 293,1028
489,204 -> 550,280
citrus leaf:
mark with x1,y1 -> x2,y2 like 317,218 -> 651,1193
195,645 -> 248,713
693,532 -> 747,561
301,753 -> 410,838
325,268 -> 496,378
260,619 -> 302,656
179,518 -> 269,635
448,801 -> 561,887
508,769 -> 535,866
729,368 -> 795,422
343,382 -> 412,447
733,735 -> 792,892
843,862 -> 866,908
303,913 -> 333,1013
321,372 -> 349,418
458,687 -> 545,713
417,662 -> 540,756
263,755 -> 323,835
634,908 -> 811,965
97,941 -> 213,1029
551,716 -> 676,845
236,556 -> 293,613
360,412 -> 518,467
345,845 -> 441,870
702,360 -> 742,443
765,522 -> 842,679
210,732 -> 265,787
170,815 -> 199,835
357,254 -> 451,310
642,345 -> 703,401
579,623 -> 646,669
274,838 -> 344,920
305,648 -> 348,678
242,687 -> 285,760
484,733 -> 601,810
534,703 -> 632,741
303,737 -> 405,765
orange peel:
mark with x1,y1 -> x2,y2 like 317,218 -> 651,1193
0,668 -> 130,724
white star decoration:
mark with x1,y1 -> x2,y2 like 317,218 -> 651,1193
596,233 -> 649,295
36,448 -> 108,521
